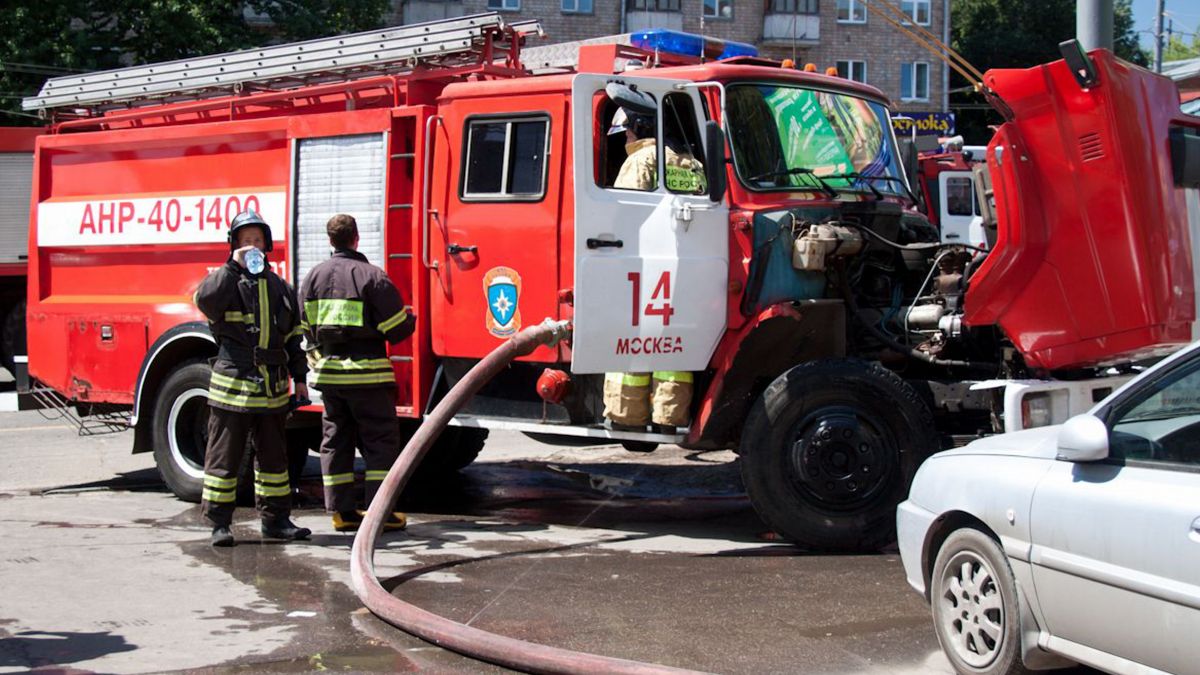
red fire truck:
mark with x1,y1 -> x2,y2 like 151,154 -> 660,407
20,15 -> 1200,551
0,127 -> 39,380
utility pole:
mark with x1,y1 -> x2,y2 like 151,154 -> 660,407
1154,0 -> 1166,73
1077,0 -> 1114,52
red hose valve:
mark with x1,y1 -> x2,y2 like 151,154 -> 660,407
536,368 -> 571,404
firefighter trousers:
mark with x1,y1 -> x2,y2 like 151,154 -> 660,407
602,371 -> 694,427
201,407 -> 292,527
319,387 -> 400,514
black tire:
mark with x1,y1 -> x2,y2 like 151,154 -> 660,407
620,440 -> 658,453
152,361 -> 213,502
1,299 -> 26,375
930,529 -> 1031,675
416,426 -> 488,476
739,358 -> 937,552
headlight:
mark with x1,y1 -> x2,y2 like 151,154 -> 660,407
1021,392 -> 1053,429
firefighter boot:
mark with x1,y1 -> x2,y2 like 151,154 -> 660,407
384,512 -> 407,531
261,517 -> 312,541
332,510 -> 363,532
211,525 -> 235,547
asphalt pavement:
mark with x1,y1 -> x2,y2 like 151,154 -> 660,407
0,408 -> 958,674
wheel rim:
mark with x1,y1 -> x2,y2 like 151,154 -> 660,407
786,405 -> 895,510
168,388 -> 210,479
937,550 -> 1006,669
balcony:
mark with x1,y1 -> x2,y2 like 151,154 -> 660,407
626,11 -> 684,33
762,13 -> 820,45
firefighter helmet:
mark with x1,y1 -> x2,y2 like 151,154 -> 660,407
227,208 -> 273,252
607,107 -> 654,138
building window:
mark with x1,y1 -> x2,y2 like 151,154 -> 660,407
462,116 -> 550,201
628,0 -> 682,11
487,0 -> 520,10
562,0 -> 593,12
769,0 -> 818,13
835,59 -> 866,83
901,0 -> 930,25
901,62 -> 930,101
704,0 -> 734,19
836,0 -> 865,23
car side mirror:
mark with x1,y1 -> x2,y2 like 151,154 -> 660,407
1056,414 -> 1109,462
705,121 -> 727,204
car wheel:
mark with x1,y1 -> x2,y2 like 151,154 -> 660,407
931,528 -> 1030,675
739,359 -> 938,552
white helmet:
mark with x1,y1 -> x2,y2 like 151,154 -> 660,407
607,107 -> 653,137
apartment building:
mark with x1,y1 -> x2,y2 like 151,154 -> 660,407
391,0 -> 950,117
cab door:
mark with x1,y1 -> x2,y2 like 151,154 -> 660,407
938,170 -> 985,247
570,74 -> 729,374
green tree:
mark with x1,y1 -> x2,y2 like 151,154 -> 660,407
1163,33 -> 1200,62
951,0 -> 1149,143
0,0 -> 388,124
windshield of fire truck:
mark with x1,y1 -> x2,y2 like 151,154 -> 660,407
726,83 -> 905,196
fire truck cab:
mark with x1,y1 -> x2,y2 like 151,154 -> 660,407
21,16 -> 1200,552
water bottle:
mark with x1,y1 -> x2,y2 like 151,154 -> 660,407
245,248 -> 266,275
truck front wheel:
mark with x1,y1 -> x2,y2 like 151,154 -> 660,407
152,361 -> 212,502
739,359 -> 937,552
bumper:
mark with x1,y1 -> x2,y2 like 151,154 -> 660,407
896,498 -> 939,598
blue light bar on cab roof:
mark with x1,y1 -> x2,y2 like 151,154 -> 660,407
630,29 -> 758,61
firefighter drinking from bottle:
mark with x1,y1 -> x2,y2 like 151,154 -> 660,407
602,95 -> 704,432
301,214 -> 416,533
194,209 -> 312,547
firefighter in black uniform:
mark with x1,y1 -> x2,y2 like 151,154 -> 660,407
300,214 -> 416,532
194,209 -> 312,547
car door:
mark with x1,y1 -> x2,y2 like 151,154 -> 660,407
1028,354 -> 1200,673
569,73 -> 728,374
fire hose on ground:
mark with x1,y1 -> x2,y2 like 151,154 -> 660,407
349,319 -> 706,675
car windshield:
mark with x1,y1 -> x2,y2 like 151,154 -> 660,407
726,83 -> 906,196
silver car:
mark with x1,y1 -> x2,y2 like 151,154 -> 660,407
898,342 -> 1200,675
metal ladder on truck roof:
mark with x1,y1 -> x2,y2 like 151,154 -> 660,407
23,12 -> 544,115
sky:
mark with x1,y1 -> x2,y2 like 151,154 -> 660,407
1131,0 -> 1200,50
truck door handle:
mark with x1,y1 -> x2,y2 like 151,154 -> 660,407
447,243 -> 477,255
587,238 -> 623,249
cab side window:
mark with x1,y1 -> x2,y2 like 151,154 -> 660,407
661,92 -> 707,196
1108,357 -> 1200,466
597,100 -> 659,192
945,176 -> 975,216
462,115 -> 549,201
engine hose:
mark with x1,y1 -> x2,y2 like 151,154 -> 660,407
350,319 -> 705,675
835,266 -> 994,373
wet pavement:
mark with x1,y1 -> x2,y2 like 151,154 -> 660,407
0,410 -> 960,673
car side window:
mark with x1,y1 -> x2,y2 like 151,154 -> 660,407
1107,357 -> 1200,466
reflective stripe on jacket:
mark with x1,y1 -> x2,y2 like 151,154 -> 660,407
194,259 -> 307,413
300,249 -> 415,389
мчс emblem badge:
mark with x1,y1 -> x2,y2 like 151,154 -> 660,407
483,266 -> 522,338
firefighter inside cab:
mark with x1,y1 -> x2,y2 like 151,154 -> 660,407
301,214 -> 416,533
194,210 -> 312,547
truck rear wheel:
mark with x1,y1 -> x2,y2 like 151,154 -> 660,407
152,361 -> 211,502
1,299 -> 26,375
739,359 -> 937,552
416,426 -> 488,476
